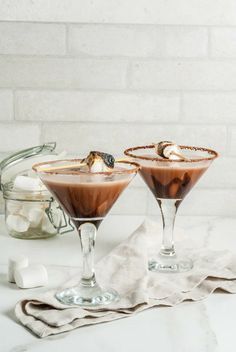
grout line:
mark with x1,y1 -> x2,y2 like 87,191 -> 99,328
12,89 -> 16,120
3,53 -> 236,61
28,120 -> 236,128
0,119 -> 233,127
2,20 -> 236,28
39,122 -> 44,144
226,125 -> 232,155
125,59 -> 133,89
6,87 -> 236,95
65,23 -> 69,55
207,26 -> 211,58
179,91 -> 184,121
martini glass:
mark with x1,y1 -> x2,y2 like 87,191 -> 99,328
124,145 -> 218,273
33,159 -> 139,306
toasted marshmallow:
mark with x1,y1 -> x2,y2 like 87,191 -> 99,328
90,159 -> 111,172
163,144 -> 183,160
82,151 -> 115,173
154,141 -> 187,161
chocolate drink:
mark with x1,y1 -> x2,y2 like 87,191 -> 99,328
140,164 -> 207,201
43,177 -> 129,229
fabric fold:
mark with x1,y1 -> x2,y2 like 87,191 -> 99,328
15,219 -> 236,338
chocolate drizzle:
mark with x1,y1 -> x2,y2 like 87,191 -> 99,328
140,166 -> 206,200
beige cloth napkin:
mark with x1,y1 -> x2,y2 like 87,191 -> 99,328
15,219 -> 236,338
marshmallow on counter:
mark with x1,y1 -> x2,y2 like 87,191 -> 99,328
8,255 -> 28,283
13,175 -> 46,192
14,264 -> 48,289
6,214 -> 30,233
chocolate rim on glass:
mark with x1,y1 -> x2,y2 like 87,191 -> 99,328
124,144 -> 218,273
33,158 -> 140,306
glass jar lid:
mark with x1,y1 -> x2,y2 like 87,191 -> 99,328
0,142 -> 59,201
0,142 -> 57,189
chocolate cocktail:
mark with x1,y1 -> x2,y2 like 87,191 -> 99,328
125,142 -> 218,273
33,152 -> 139,306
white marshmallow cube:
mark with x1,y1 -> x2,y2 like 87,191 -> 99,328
14,264 -> 48,289
90,160 -> 110,173
19,205 -> 44,228
163,145 -> 183,160
28,207 -> 44,227
7,201 -> 22,214
13,175 -> 43,191
8,255 -> 28,283
6,214 -> 30,233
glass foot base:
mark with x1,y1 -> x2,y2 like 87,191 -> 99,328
55,283 -> 119,306
148,254 -> 193,273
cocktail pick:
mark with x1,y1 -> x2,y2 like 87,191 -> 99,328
38,161 -> 87,172
39,151 -> 115,173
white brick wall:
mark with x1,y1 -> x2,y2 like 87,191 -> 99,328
0,57 -> 127,89
0,90 -> 13,120
210,28 -> 236,57
183,93 -> 236,123
0,123 -> 40,152
15,91 -> 180,122
0,1 -> 235,216
0,22 -> 66,55
68,25 -> 208,58
129,61 -> 236,90
1,0 -> 236,25
41,123 -> 227,155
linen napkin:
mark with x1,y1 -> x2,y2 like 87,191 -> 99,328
15,219 -> 236,338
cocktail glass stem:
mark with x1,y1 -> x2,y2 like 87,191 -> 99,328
149,198 -> 192,272
55,220 -> 119,305
159,199 -> 178,257
79,222 -> 97,288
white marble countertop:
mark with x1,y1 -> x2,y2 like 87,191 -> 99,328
0,214 -> 236,352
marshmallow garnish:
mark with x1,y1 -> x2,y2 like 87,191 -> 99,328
81,151 -> 115,172
39,151 -> 115,173
154,141 -> 189,161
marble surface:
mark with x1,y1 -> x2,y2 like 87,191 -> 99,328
0,214 -> 236,352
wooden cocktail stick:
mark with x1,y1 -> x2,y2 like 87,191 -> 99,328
153,142 -> 190,161
39,162 -> 87,172
38,159 -> 127,173
169,151 -> 190,161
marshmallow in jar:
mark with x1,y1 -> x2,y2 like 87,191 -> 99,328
3,174 -> 60,239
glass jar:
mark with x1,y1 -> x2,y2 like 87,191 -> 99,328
0,143 -> 74,239
4,185 -> 62,239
